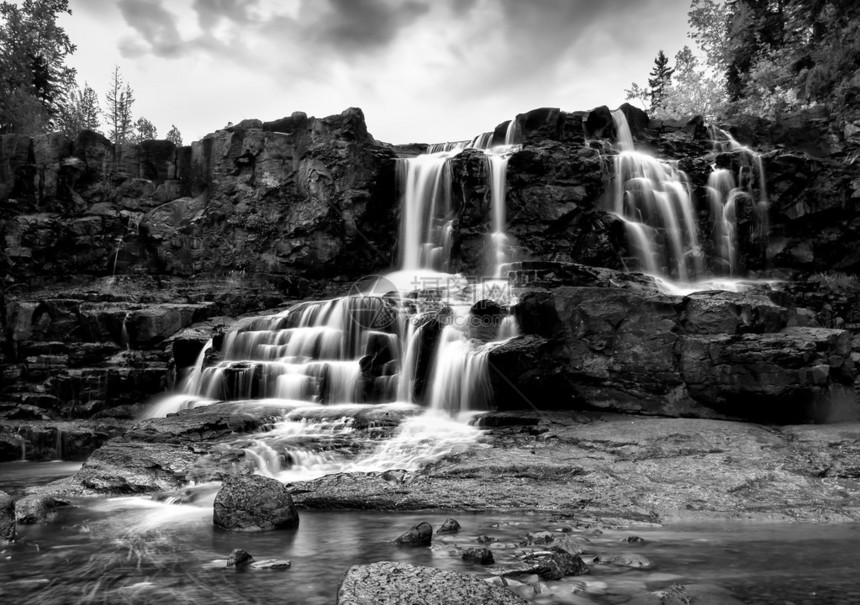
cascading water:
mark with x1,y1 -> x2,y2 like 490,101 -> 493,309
144,119 -> 524,478
610,109 -> 703,281
609,110 -> 768,281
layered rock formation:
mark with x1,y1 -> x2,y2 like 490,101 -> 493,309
492,261 -> 858,423
1,108 -> 397,285
2,103 -> 859,427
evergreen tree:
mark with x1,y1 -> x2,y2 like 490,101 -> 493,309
166,124 -> 183,146
647,50 -> 675,112
0,0 -> 77,134
130,116 -> 156,143
105,66 -> 134,147
56,82 -> 100,137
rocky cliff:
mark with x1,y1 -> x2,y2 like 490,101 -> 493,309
2,103 -> 859,433
1,108 -> 398,286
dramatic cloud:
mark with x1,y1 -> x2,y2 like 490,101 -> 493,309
116,0 -> 184,58
62,0 -> 693,143
298,0 -> 432,55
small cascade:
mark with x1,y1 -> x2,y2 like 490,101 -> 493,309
504,118 -> 520,145
468,132 -> 495,150
427,326 -> 492,414
111,235 -> 123,277
426,141 -> 467,153
706,169 -> 739,274
714,127 -> 770,243
487,154 -> 511,277
121,312 -> 131,351
54,429 -> 63,461
609,110 -> 703,280
398,153 -> 456,271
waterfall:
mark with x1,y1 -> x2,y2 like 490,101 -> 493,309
609,110 -> 770,282
145,122 -> 526,420
487,154 -> 510,277
611,145 -> 703,281
397,153 -> 455,271
714,128 -> 770,244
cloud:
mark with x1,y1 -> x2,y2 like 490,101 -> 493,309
297,0 -> 432,55
116,0 -> 185,58
191,0 -> 259,30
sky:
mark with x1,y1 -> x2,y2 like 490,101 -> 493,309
61,0 -> 693,145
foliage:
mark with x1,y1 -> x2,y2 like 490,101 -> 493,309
628,1 -> 860,122
166,124 -> 182,146
55,82 -> 100,137
809,271 -> 860,290
0,0 -> 77,134
690,0 -> 860,118
130,116 -> 157,143
105,65 -> 134,147
658,46 -> 728,120
648,50 -> 675,112
624,82 -> 651,111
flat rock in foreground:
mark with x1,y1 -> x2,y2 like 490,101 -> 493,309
291,413 -> 860,523
336,561 -> 526,605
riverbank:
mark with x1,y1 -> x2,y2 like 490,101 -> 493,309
21,405 -> 860,524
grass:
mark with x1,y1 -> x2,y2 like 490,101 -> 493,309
808,271 -> 860,290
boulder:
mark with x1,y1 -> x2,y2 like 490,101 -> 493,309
516,548 -> 590,580
213,474 -> 299,532
437,518 -> 461,534
0,491 -> 15,542
394,521 -> 433,546
462,547 -> 494,564
336,562 -> 527,605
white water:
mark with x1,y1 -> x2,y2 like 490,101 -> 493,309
610,109 -> 769,282
146,121 -> 523,429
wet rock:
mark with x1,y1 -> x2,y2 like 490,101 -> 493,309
226,548 -> 254,567
623,536 -> 646,544
250,559 -> 291,570
394,521 -> 433,546
501,548 -> 590,581
437,518 -> 461,534
0,491 -> 15,542
213,474 -> 299,532
337,561 -> 527,605
681,290 -> 787,335
602,552 -> 654,569
15,494 -> 67,524
462,547 -> 494,564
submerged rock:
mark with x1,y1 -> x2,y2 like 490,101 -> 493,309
226,548 -> 254,568
437,518 -> 461,534
394,521 -> 433,546
250,559 -> 291,570
337,561 -> 526,605
14,494 -> 67,524
213,474 -> 299,532
601,552 -> 654,569
0,491 -> 15,542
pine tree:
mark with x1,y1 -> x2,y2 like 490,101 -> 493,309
56,82 -> 100,137
166,124 -> 182,146
130,116 -> 156,143
648,50 -> 675,112
0,0 -> 77,134
105,66 -> 134,147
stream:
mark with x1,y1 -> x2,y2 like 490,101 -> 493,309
2,461 -> 860,605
